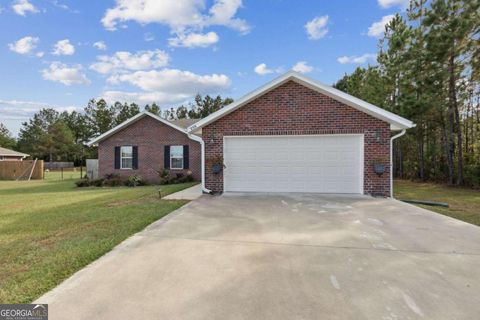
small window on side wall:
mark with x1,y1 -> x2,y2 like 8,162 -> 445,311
170,145 -> 184,169
121,146 -> 133,169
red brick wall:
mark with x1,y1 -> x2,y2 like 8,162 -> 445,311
98,116 -> 201,182
203,80 -> 391,196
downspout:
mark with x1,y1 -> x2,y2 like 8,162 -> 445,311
390,129 -> 406,198
188,133 -> 212,194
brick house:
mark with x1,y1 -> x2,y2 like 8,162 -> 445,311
88,113 -> 202,183
88,72 -> 413,197
188,72 -> 414,197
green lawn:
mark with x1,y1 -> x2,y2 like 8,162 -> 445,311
394,180 -> 480,226
0,177 -> 196,303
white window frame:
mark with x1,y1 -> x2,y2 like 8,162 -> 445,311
170,145 -> 184,170
120,146 -> 133,170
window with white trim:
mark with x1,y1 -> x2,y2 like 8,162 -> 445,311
170,145 -> 184,169
121,146 -> 133,169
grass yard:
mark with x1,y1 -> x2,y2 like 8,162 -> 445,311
394,180 -> 480,226
0,177 -> 197,303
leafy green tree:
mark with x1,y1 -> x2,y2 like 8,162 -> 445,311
114,102 -> 140,125
144,103 -> 160,116
0,123 -> 16,149
188,94 -> 233,119
84,99 -> 115,135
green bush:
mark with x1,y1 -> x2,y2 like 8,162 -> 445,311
464,165 -> 480,189
75,179 -> 91,187
125,174 -> 148,187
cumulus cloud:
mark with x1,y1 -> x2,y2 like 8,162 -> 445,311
102,0 -> 249,32
41,62 -> 90,85
292,61 -> 313,74
168,31 -> 219,48
367,15 -> 395,37
378,0 -> 410,8
101,69 -> 231,105
101,0 -> 249,48
90,50 -> 170,74
305,15 -> 329,40
337,53 -> 377,64
254,63 -> 277,75
52,39 -> 75,55
93,41 -> 107,50
12,0 -> 38,16
8,36 -> 39,55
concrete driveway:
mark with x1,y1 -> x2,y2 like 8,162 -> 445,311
37,194 -> 480,319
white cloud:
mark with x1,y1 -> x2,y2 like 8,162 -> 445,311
12,0 -> 38,16
90,50 -> 170,74
36,51 -> 44,57
337,53 -> 377,64
254,63 -> 274,75
305,15 -> 329,40
52,39 -> 75,55
8,36 -> 39,55
378,0 -> 409,9
107,69 -> 230,92
93,41 -> 107,50
169,31 -> 219,48
368,15 -> 395,37
101,69 -> 231,105
292,61 -> 313,74
101,0 -> 249,49
41,62 -> 90,85
102,0 -> 249,32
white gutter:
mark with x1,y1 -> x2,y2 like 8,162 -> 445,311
390,129 -> 406,198
187,133 -> 212,194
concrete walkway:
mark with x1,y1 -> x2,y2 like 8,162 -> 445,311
163,184 -> 202,200
36,194 -> 480,319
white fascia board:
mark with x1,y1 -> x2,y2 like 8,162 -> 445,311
187,71 -> 415,132
86,111 -> 188,146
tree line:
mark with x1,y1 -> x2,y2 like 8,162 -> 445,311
0,94 -> 233,164
334,0 -> 479,187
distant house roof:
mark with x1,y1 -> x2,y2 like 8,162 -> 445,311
0,146 -> 29,158
87,112 -> 201,146
170,118 -> 201,129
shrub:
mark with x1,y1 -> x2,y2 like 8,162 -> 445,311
75,179 -> 91,187
126,174 -> 146,187
465,165 -> 480,189
158,170 -> 194,185
103,175 -> 124,187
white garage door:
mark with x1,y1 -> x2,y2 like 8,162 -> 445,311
223,135 -> 363,193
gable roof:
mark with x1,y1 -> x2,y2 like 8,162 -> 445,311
86,111 -> 192,146
0,146 -> 29,158
171,118 -> 200,129
188,71 -> 415,132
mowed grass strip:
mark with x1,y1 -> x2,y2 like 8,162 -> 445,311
0,177 -> 197,303
394,180 -> 480,226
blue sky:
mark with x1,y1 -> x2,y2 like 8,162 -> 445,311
0,0 -> 408,136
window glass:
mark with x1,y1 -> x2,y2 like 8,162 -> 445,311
121,146 -> 133,169
170,145 -> 183,169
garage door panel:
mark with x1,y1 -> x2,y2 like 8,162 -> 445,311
224,135 -> 363,193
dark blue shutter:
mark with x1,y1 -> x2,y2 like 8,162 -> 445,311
132,146 -> 138,169
183,145 -> 189,169
114,146 -> 120,169
164,146 -> 170,169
